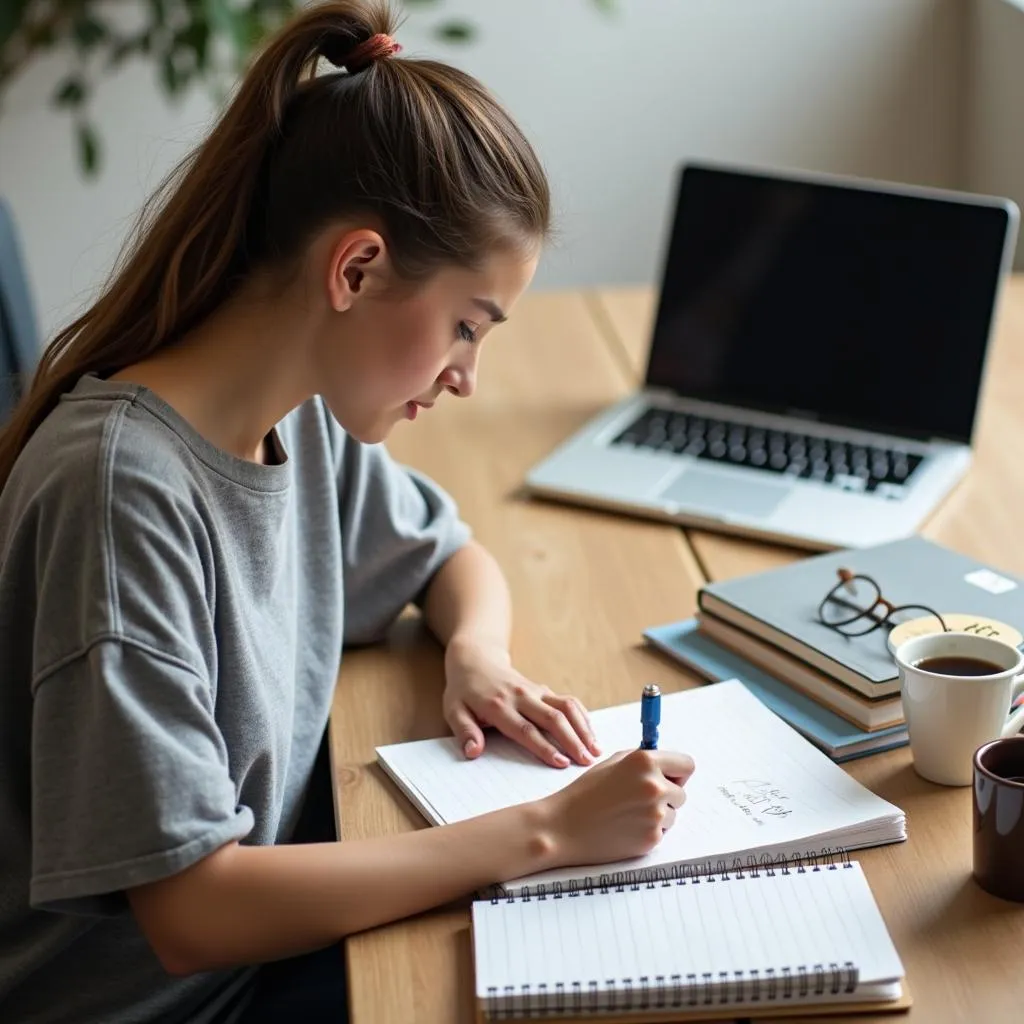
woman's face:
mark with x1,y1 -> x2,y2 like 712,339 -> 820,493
317,240 -> 539,443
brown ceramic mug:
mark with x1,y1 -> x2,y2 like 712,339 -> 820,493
973,735 -> 1024,902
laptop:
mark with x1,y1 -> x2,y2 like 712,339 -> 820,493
525,162 -> 1019,551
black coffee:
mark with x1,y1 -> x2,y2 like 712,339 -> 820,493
914,655 -> 1004,676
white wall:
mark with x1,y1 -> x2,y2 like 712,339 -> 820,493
965,0 -> 1024,270
448,0 -> 965,288
0,0 -> 964,343
0,51 -> 216,344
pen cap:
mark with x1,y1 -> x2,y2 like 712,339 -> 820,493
641,683 -> 661,723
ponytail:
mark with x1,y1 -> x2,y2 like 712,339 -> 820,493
0,0 -> 549,490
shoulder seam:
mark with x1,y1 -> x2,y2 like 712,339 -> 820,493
31,633 -> 208,695
98,400 -> 130,636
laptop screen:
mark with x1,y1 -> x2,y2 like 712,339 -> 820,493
645,165 -> 1015,444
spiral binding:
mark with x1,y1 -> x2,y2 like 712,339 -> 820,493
484,962 -> 860,1019
482,849 -> 858,1019
488,846 -> 852,902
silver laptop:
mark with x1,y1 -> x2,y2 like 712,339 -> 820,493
525,162 -> 1019,551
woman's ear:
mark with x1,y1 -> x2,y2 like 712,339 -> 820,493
325,228 -> 392,312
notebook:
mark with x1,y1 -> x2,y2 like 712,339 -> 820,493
697,535 -> 1024,697
375,680 -> 906,898
642,618 -> 908,760
471,859 -> 909,1021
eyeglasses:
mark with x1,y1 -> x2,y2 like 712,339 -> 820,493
817,568 -> 949,637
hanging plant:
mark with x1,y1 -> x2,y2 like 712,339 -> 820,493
0,1 -> 499,177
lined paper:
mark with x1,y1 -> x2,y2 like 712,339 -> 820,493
472,861 -> 904,1005
376,680 -> 905,892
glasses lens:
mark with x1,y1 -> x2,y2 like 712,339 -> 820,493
821,575 -> 880,628
888,605 -> 944,630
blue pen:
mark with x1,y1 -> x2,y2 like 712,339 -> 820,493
640,683 -> 661,750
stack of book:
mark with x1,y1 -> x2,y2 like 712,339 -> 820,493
644,535 -> 1024,762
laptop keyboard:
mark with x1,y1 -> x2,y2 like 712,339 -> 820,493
611,406 -> 924,495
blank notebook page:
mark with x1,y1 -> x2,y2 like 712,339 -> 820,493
472,861 -> 904,1009
376,681 -> 904,893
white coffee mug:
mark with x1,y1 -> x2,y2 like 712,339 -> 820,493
894,631 -> 1024,787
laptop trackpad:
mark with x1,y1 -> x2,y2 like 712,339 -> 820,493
658,467 -> 791,520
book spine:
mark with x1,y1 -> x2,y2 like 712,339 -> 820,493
698,592 -> 898,697
697,611 -> 905,728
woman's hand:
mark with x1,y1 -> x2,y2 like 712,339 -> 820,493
442,637 -> 602,767
539,748 -> 696,868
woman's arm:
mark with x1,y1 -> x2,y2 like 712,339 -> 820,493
129,745 -> 694,976
420,537 -> 512,651
420,540 -> 601,765
129,798 -> 556,975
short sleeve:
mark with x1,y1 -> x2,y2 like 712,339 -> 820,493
332,430 -> 472,645
23,414 -> 253,916
30,642 -> 253,916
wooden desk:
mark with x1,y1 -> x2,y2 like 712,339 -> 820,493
593,279 -> 1024,1024
331,280 -> 1024,1023
330,291 -> 705,1024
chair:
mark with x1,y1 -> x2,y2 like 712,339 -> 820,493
0,197 -> 41,423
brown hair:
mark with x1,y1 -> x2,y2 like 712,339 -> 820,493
0,0 -> 550,490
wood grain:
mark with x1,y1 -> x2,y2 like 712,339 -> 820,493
750,745 -> 1024,1024
585,287 -> 655,385
746,282 -> 1024,1023
917,278 -> 1024,570
335,280 -> 1024,1024
594,280 -> 1024,1023
332,290 -> 709,1024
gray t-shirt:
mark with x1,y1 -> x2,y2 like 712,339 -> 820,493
0,374 -> 470,1023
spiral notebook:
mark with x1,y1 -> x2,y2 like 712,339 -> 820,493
471,858 -> 910,1021
375,680 -> 906,898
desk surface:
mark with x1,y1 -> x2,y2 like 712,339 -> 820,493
330,280 -> 1024,1024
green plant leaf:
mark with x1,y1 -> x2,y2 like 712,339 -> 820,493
0,0 -> 31,56
76,120 -> 100,177
435,21 -> 474,43
148,0 -> 169,30
203,0 -> 249,57
26,21 -> 58,49
72,13 -> 108,52
250,0 -> 300,14
54,75 -> 86,108
161,52 -> 180,94
107,31 -> 150,69
592,0 -> 617,11
243,12 -> 272,51
175,20 -> 210,72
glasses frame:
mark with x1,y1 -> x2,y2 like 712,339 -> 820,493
817,567 -> 950,638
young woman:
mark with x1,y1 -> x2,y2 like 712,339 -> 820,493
0,3 -> 694,1022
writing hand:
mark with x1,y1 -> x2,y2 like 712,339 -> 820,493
442,638 -> 601,767
540,749 -> 696,867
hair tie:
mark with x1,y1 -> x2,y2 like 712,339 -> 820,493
344,33 -> 402,72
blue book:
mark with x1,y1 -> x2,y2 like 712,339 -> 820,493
643,618 -> 909,762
